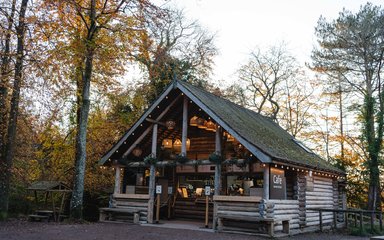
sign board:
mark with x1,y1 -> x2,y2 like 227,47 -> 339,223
269,167 -> 286,199
168,186 -> 173,195
205,186 -> 211,196
156,185 -> 162,194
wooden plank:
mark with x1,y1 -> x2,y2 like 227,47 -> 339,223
113,194 -> 149,199
214,195 -> 262,203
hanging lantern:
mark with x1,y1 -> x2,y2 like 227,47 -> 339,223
226,133 -> 235,142
205,120 -> 216,132
132,147 -> 142,157
186,138 -> 191,151
162,139 -> 173,149
197,118 -> 207,129
165,120 -> 176,130
190,116 -> 199,126
173,139 -> 182,150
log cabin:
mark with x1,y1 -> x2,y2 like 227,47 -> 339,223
98,80 -> 346,236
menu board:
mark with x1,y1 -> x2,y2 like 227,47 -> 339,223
269,167 -> 286,199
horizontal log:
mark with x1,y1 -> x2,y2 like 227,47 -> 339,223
306,205 -> 336,209
306,192 -> 333,197
113,193 -> 149,199
217,210 -> 261,218
273,204 -> 299,210
273,214 -> 299,220
217,202 -> 259,208
218,206 -> 259,212
306,199 -> 334,204
306,215 -> 334,222
267,200 -> 299,205
274,209 -> 299,215
214,195 -> 261,203
306,195 -> 334,201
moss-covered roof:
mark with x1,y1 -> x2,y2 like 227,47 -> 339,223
177,80 -> 343,173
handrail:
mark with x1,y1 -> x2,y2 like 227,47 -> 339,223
308,208 -> 383,232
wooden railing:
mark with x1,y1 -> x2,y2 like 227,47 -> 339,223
308,208 -> 383,232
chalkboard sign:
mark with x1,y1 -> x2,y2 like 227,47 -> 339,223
269,167 -> 286,199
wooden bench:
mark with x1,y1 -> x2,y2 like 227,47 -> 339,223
99,194 -> 149,223
28,214 -> 49,222
217,214 -> 290,237
99,207 -> 140,223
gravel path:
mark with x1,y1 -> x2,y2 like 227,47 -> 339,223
0,220 -> 371,240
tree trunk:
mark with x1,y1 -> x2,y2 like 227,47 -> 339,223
0,0 -> 28,219
69,0 -> 97,220
70,49 -> 94,219
0,0 -> 17,219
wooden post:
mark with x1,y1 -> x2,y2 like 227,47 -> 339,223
359,211 -> 363,232
370,212 -> 374,232
181,96 -> 188,155
156,194 -> 160,223
333,211 -> 337,229
354,213 -> 357,227
205,195 -> 209,228
114,166 -> 121,194
147,124 -> 158,224
345,212 -> 348,228
263,164 -> 269,200
167,197 -> 171,219
213,128 -> 222,230
379,211 -> 383,231
319,210 -> 323,232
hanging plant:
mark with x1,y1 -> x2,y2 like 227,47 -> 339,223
209,151 -> 222,164
143,154 -> 158,165
176,153 -> 189,164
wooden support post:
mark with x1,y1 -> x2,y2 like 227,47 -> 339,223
359,211 -> 363,232
156,194 -> 160,223
354,213 -> 357,227
181,96 -> 188,155
379,211 -> 383,231
213,128 -> 222,230
167,197 -> 171,219
147,124 -> 158,224
205,195 -> 209,228
114,166 -> 121,194
333,211 -> 337,229
319,210 -> 323,232
345,212 -> 348,228
263,164 -> 270,200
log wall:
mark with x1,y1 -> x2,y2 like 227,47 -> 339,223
305,176 -> 335,228
266,199 -> 300,232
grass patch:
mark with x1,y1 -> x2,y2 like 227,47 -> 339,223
349,224 -> 384,236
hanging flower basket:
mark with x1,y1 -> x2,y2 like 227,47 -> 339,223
176,153 -> 189,164
209,152 -> 222,164
143,154 -> 158,165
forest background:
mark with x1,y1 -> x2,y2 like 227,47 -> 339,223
0,0 -> 383,220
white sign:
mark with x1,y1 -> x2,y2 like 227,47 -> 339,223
205,186 -> 211,196
168,186 -> 173,195
156,185 -> 162,194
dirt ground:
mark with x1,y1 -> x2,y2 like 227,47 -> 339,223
0,219 -> 372,240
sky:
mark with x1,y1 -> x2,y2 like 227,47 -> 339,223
165,0 -> 383,85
